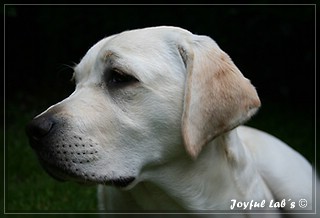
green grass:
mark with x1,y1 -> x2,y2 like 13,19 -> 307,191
4,96 -> 315,213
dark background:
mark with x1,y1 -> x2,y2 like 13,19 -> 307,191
4,4 -> 316,212
5,5 -> 315,108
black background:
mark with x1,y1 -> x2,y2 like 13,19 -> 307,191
5,5 -> 315,109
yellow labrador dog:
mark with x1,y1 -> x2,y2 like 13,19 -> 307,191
26,26 -> 315,216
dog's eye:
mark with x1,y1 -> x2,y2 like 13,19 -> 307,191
107,69 -> 139,87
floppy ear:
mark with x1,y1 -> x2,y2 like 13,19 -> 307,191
180,36 -> 261,159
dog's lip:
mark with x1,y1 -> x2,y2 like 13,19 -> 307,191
39,159 -> 136,187
39,159 -> 69,182
106,176 -> 136,188
42,165 -> 67,182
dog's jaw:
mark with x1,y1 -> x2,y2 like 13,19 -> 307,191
111,129 -> 275,211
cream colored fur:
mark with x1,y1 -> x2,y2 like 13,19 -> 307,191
32,26 -> 316,217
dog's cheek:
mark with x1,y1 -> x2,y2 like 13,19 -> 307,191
141,102 -> 185,160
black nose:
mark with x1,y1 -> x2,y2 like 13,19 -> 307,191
26,115 -> 55,144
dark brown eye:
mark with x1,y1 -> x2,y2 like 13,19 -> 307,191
107,69 -> 139,87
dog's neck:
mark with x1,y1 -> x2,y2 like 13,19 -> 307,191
107,128 -> 273,210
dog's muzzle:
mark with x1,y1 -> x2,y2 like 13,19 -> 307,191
26,113 -> 70,181
26,113 -> 136,187
26,113 -> 101,183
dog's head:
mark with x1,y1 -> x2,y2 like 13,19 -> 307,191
26,26 -> 260,188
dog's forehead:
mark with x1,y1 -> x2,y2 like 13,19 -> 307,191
85,27 -> 190,56
93,27 -> 192,63
75,26 -> 193,80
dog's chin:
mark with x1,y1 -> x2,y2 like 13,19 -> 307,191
39,159 -> 136,188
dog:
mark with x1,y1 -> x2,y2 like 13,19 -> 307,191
26,26 -> 315,216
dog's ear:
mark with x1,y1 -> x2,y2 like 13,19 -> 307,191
179,36 -> 261,159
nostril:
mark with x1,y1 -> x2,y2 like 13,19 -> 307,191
26,116 -> 54,141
